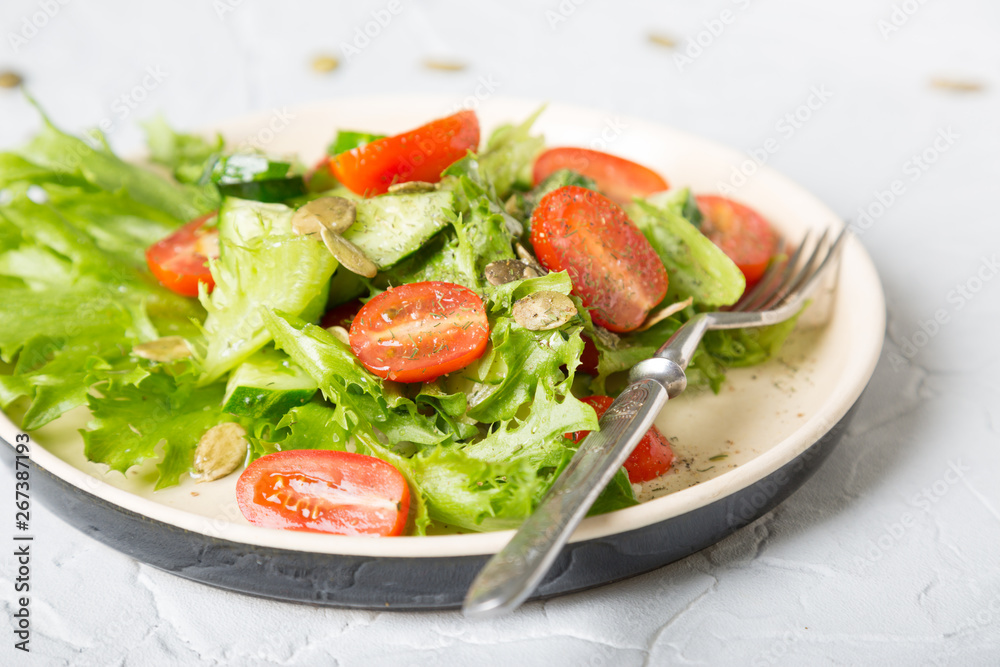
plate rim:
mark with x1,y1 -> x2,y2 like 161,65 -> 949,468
1,94 -> 886,558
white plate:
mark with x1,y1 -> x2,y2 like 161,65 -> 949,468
2,96 -> 885,562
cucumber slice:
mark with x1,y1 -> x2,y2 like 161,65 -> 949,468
344,191 -> 453,269
217,176 -> 306,203
223,347 -> 318,420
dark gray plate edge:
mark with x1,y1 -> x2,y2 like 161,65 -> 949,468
0,393 -> 859,610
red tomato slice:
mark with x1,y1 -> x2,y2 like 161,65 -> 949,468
349,281 -> 489,383
237,450 -> 410,536
331,110 -> 480,196
145,212 -> 219,297
566,395 -> 675,483
530,185 -> 668,333
696,195 -> 779,287
533,147 -> 669,206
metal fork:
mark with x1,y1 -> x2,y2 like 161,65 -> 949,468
463,225 -> 850,618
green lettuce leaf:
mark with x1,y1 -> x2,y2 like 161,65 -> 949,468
81,369 -> 233,489
627,189 -> 745,307
142,115 -> 224,185
478,106 -> 546,200
19,106 -> 217,221
197,199 -> 337,384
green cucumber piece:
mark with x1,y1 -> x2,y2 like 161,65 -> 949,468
212,153 -> 292,184
344,191 -> 453,269
223,348 -> 318,419
217,176 -> 306,203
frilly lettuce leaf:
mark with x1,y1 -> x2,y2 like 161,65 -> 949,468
197,199 -> 337,384
81,369 -> 234,489
477,105 -> 546,200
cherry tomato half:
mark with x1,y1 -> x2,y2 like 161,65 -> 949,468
566,395 -> 675,483
696,195 -> 779,287
331,110 -> 480,196
530,185 -> 668,333
349,281 -> 489,383
533,147 -> 669,206
236,450 -> 410,536
145,212 -> 219,297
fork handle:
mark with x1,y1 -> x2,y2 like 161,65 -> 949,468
462,319 -> 707,618
462,378 -> 671,617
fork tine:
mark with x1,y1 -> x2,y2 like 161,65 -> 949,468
756,227 -> 830,311
768,226 -> 849,313
760,227 -> 835,310
730,236 -> 790,313
740,229 -> 815,313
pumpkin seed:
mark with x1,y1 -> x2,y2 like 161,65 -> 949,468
635,297 -> 693,331
132,336 -> 193,362
515,243 -> 548,275
311,54 -> 340,73
194,423 -> 248,483
484,259 -> 540,286
321,227 -> 378,278
326,325 -> 350,345
387,181 -> 438,194
0,71 -> 23,89
292,196 -> 356,236
512,291 -> 577,331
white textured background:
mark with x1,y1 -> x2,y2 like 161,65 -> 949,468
1,1 -> 999,665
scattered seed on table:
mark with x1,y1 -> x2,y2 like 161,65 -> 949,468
423,58 -> 466,72
929,77 -> 984,93
648,33 -> 677,49
0,70 -> 23,89
311,55 -> 340,73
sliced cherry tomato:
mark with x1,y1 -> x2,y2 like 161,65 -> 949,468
331,110 -> 480,196
533,147 -> 669,206
145,212 -> 219,297
530,185 -> 668,333
696,195 -> 779,287
320,299 -> 364,330
349,281 -> 489,383
566,395 -> 675,483
236,450 -> 410,536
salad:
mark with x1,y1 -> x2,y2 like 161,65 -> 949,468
0,103 -> 795,538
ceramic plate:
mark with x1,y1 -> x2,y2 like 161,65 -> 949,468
0,96 -> 885,608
